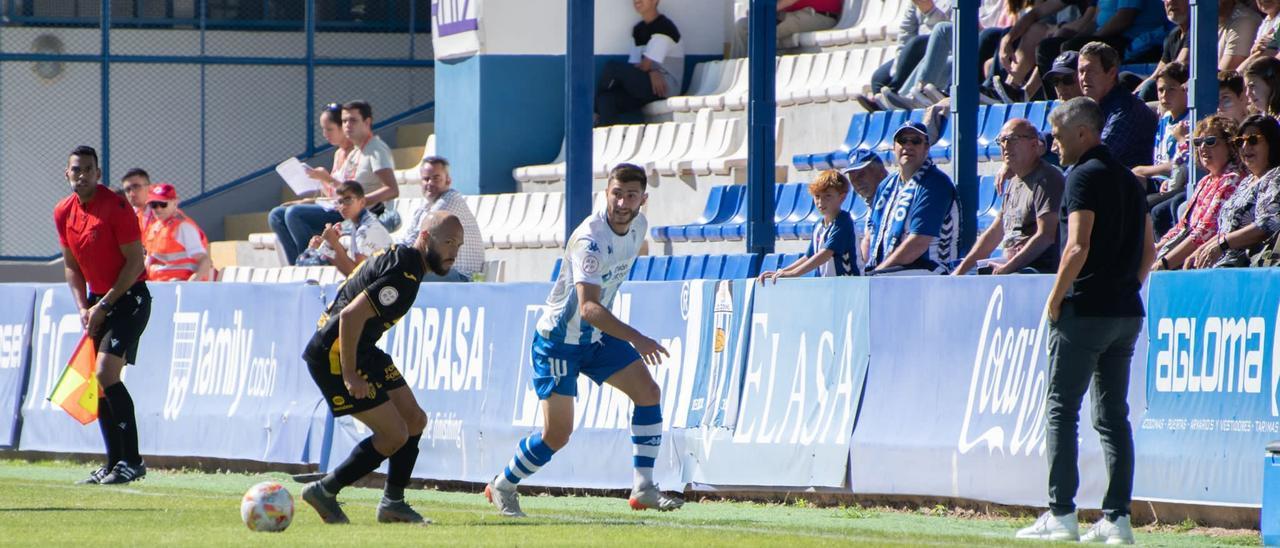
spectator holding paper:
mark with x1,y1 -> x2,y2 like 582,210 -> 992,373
268,103 -> 353,265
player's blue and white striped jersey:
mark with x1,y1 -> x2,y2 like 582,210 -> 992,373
536,210 -> 647,345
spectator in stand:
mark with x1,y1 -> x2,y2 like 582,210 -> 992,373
1152,116 -> 1244,269
1078,42 -> 1159,168
1244,0 -> 1280,68
858,0 -> 951,111
119,168 -> 155,234
881,21 -> 957,109
1018,96 -> 1153,545
1219,0 -> 1263,71
843,149 -> 890,208
142,184 -> 212,282
954,119 -> 1065,275
1219,70 -> 1251,123
987,0 -> 1072,102
862,122 -> 960,275
757,170 -> 862,283
400,156 -> 485,281
338,101 -> 400,231
1134,0 -> 1188,102
732,0 -> 842,57
596,0 -> 683,126
1244,57 -> 1280,117
297,181 -> 393,276
1187,115 -> 1280,267
1033,0 -> 1170,94
269,103 -> 353,265
1132,62 -> 1190,192
1043,51 -> 1087,100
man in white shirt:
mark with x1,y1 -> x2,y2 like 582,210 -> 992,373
485,164 -> 683,518
595,0 -> 684,125
339,101 -> 400,230
401,156 -> 485,280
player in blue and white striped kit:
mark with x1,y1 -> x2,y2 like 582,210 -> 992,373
484,164 -> 684,517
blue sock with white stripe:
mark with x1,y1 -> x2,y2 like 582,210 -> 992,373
494,433 -> 555,490
631,405 -> 663,490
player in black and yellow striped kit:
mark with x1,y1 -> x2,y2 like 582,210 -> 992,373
300,211 -> 464,525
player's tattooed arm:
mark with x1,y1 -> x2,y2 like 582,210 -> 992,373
338,291 -> 377,399
575,282 -> 669,366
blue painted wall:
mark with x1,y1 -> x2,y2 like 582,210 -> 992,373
436,53 -> 719,195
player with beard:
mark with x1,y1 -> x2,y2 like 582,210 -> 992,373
484,163 -> 683,517
300,211 -> 463,525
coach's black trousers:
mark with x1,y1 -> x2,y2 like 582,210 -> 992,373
1045,302 -> 1142,521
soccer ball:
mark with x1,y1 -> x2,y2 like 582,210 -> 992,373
240,481 -> 293,532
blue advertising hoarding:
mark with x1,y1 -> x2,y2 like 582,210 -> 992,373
0,285 -> 35,447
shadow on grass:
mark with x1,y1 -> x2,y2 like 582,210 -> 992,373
0,507 -> 150,512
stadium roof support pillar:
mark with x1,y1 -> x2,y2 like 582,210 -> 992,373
746,0 -> 777,255
951,0 -> 978,253
564,0 -> 595,240
1187,0 -> 1217,184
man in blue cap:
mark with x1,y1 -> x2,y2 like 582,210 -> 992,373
842,149 -> 889,208
862,121 -> 959,275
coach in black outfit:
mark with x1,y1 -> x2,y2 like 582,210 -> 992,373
1017,97 -> 1155,544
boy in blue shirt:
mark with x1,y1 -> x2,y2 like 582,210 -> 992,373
757,169 -> 861,284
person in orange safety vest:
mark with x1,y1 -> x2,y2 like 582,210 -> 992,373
143,184 -> 212,281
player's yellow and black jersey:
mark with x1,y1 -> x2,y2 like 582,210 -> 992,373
303,244 -> 425,362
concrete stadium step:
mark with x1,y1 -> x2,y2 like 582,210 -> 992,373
395,122 -> 434,149
223,211 -> 272,241
392,145 -> 426,170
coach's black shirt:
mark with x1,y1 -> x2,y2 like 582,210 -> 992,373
1059,145 -> 1148,318
304,245 -> 424,361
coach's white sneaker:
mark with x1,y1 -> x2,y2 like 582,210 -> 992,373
629,484 -> 684,512
1015,510 -> 1079,541
1081,515 -> 1135,544
485,477 -> 526,518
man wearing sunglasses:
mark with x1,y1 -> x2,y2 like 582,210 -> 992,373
862,121 -> 960,275
1042,51 -> 1084,102
141,184 -> 212,282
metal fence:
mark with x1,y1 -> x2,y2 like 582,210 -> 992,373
0,0 -> 434,259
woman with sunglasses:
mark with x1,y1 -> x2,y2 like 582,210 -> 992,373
1187,115 -> 1280,268
268,102 -> 354,265
1152,115 -> 1244,270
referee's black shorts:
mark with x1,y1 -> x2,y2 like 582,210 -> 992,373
305,345 -> 407,417
88,281 -> 151,365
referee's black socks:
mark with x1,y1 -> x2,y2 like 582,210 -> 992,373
103,383 -> 141,465
321,437 -> 387,495
96,392 -> 121,468
383,434 -> 421,502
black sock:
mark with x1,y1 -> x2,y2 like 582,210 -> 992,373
103,383 -> 140,465
96,392 -> 121,468
321,437 -> 387,495
384,434 -> 421,501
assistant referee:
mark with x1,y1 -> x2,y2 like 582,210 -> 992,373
54,146 -> 152,485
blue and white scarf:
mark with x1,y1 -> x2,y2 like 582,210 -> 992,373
865,159 -> 954,272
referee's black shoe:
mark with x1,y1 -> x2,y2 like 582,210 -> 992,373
76,465 -> 111,485
100,461 -> 146,484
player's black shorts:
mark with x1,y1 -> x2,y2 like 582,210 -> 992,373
305,345 -> 407,417
88,281 -> 151,365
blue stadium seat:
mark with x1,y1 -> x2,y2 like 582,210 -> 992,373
760,253 -> 784,273
976,103 -> 1009,163
654,185 -> 726,243
721,253 -> 762,279
629,256 -> 653,280
665,255 -> 690,281
685,254 -> 707,280
686,185 -> 744,242
717,184 -> 784,241
798,112 -> 867,171
702,254 -> 726,279
830,111 -> 892,170
782,192 -> 819,239
1026,101 -> 1049,133
849,191 -> 870,222
980,103 -> 1028,161
871,109 -> 910,157
930,105 -> 989,163
773,183 -> 802,226
647,256 -> 672,281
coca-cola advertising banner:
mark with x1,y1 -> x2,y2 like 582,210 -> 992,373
850,275 -> 1148,507
1137,269 -> 1280,506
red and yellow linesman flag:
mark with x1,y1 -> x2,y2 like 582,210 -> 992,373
48,335 -> 99,425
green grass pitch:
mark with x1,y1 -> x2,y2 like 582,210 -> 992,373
0,460 -> 1258,546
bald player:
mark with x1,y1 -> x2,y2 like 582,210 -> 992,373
300,212 -> 464,525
